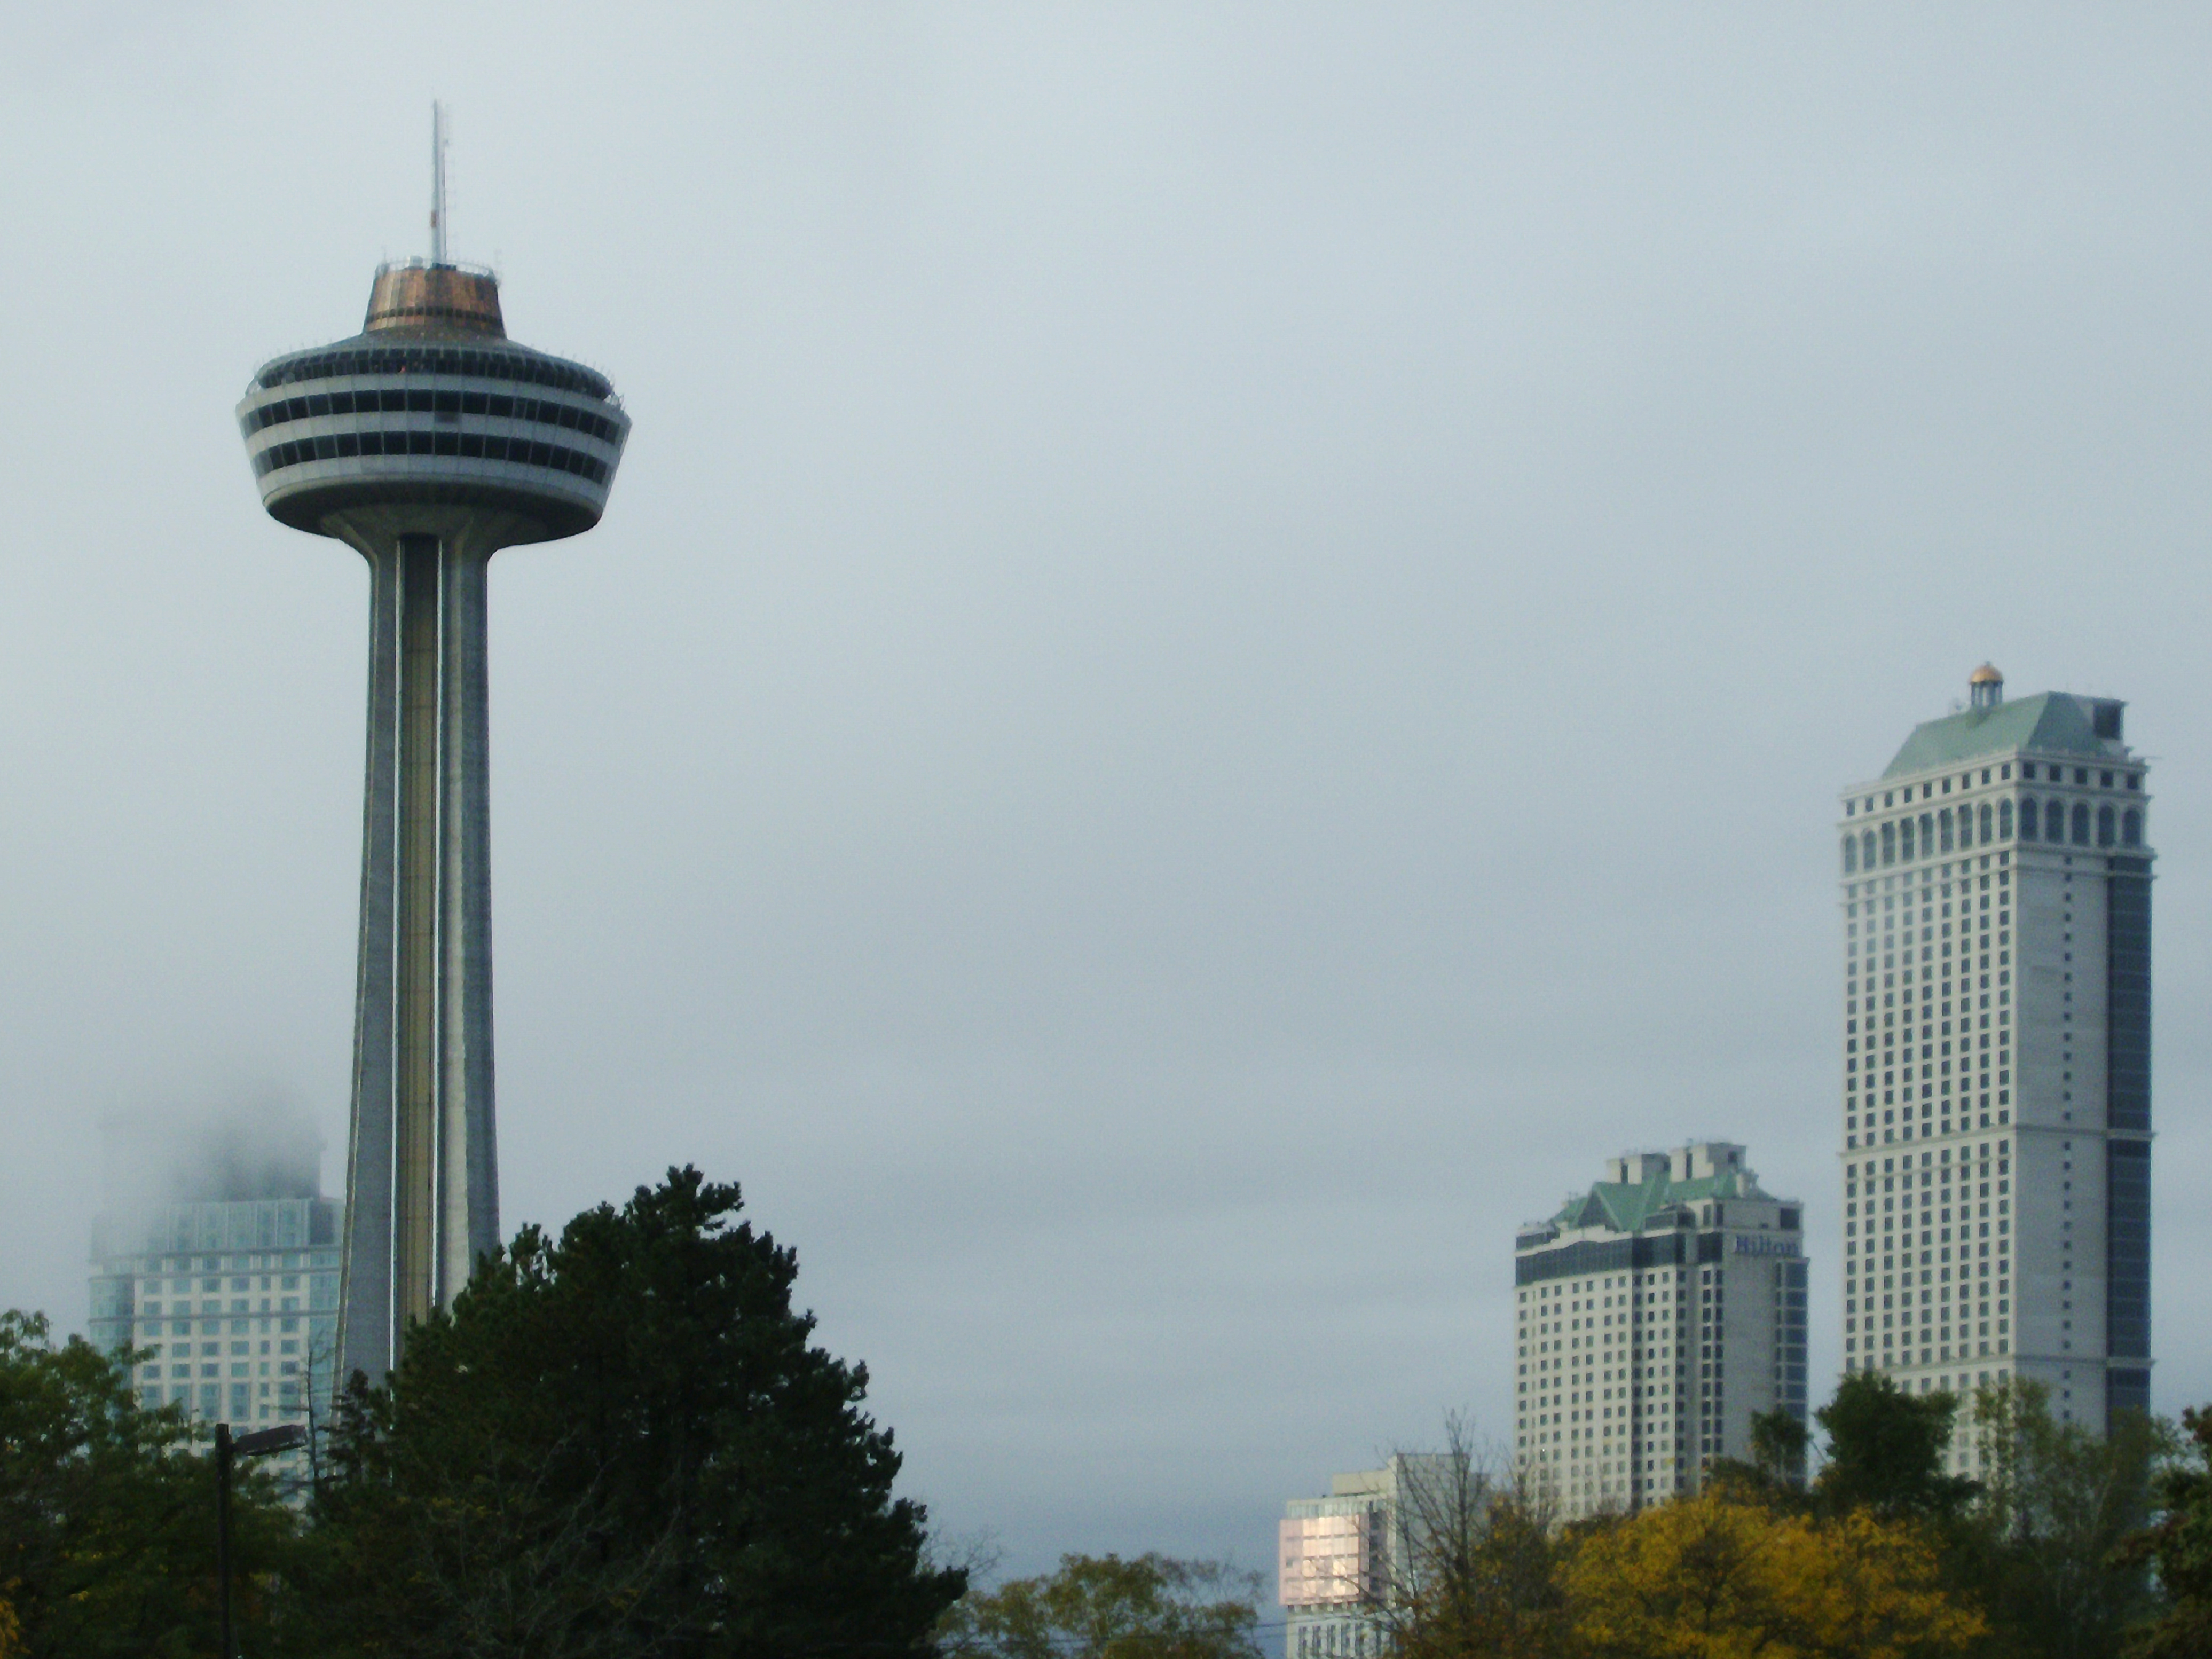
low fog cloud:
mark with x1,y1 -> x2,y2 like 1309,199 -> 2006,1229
98,1090 -> 326,1218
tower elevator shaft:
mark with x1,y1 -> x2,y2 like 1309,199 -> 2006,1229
335,517 -> 503,1385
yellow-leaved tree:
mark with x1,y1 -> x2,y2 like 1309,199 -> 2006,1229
1565,1489 -> 1983,1659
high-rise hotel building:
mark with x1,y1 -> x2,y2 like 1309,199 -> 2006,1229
88,1114 -> 341,1489
1514,1143 -> 1807,1520
91,1196 -> 342,1429
1838,666 -> 2151,1438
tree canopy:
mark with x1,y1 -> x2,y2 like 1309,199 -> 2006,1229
1374,1427 -> 1572,1659
0,1309 -> 294,1658
2122,1405 -> 2212,1657
9,1186 -> 2210,1659
1961,1378 -> 2162,1658
1566,1490 -> 1983,1659
1813,1372 -> 1978,1521
1386,1381 -> 2182,1659
939,1553 -> 1264,1658
292,1166 -> 965,1658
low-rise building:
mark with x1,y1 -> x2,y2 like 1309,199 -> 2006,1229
1278,1456 -> 1451,1658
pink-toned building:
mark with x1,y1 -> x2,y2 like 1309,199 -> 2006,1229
1277,1457 -> 1445,1659
1278,1509 -> 1378,1610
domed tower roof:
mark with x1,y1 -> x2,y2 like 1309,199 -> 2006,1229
1969,662 -> 2004,710
362,259 -> 506,337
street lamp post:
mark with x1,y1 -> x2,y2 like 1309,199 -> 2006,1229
215,1420 -> 308,1658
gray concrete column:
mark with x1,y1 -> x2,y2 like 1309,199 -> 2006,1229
437,544 -> 498,1304
392,536 -> 441,1339
327,510 -> 521,1386
337,539 -> 401,1389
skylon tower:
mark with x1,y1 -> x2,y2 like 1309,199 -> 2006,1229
238,110 -> 630,1384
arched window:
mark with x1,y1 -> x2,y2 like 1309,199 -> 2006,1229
2072,802 -> 2091,845
1901,817 -> 1916,861
1939,808 -> 1954,852
1844,835 -> 1858,874
2123,809 -> 2142,846
2098,804 -> 2116,847
2046,799 -> 2066,840
2019,797 -> 2038,840
1919,813 -> 1933,858
1998,799 -> 2013,838
1958,805 -> 1974,848
1862,829 -> 1876,870
1979,803 -> 1994,844
1881,822 -> 1895,866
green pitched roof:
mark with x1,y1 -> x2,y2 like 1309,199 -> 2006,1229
1882,692 -> 2108,779
1553,1165 -> 1764,1235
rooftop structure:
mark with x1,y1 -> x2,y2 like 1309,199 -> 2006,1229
1514,1142 -> 1807,1519
237,110 -> 630,1385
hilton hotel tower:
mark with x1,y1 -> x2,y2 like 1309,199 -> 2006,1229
1838,665 -> 2151,1440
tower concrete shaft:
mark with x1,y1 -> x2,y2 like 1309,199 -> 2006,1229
340,514 -> 501,1381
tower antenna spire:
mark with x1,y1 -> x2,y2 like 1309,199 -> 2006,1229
430,101 -> 448,265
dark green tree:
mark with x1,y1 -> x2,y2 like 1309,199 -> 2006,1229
2122,1405 -> 2212,1657
1813,1370 -> 1978,1521
1707,1406 -> 1814,1506
0,1309 -> 296,1658
938,1554 -> 1263,1658
1749,1405 -> 1812,1491
293,1167 -> 965,1657
1960,1378 -> 2163,1659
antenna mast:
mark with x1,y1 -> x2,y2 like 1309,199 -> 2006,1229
430,102 -> 448,265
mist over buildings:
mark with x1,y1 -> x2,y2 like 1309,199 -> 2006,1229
98,1095 -> 325,1216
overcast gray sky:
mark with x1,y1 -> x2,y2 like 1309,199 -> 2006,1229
3,1 -> 2210,1581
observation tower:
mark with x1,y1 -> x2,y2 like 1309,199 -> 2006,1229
238,111 -> 630,1384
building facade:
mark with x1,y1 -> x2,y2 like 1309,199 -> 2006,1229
1838,668 -> 2151,1446
1277,1456 -> 1447,1659
89,1196 -> 342,1483
1514,1143 -> 1807,1519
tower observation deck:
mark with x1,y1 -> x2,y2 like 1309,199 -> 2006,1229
238,125 -> 630,1385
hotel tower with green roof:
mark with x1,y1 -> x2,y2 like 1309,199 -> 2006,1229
1513,1142 -> 1807,1520
1837,666 -> 2151,1446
